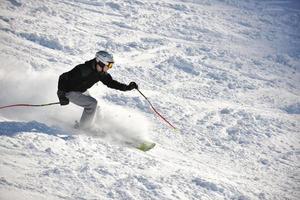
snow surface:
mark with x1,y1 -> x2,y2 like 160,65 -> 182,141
0,0 -> 300,199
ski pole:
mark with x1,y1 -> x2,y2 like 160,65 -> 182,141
136,89 -> 177,130
0,102 -> 60,110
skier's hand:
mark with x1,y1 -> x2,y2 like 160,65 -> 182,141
57,90 -> 69,106
127,82 -> 138,90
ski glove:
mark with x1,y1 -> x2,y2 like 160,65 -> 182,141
127,82 -> 138,90
57,90 -> 69,106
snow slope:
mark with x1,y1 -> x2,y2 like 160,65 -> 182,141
1,0 -> 300,199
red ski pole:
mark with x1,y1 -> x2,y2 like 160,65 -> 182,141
136,89 -> 177,130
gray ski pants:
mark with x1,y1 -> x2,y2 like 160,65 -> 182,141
65,91 -> 97,128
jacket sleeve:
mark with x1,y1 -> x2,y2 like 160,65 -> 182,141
58,65 -> 82,92
100,73 -> 128,91
58,72 -> 68,91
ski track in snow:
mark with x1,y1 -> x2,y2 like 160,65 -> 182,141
0,0 -> 300,199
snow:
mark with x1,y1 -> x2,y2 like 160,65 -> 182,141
0,0 -> 300,199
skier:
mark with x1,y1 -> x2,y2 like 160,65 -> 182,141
57,50 -> 138,129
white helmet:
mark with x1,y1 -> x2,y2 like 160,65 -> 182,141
95,51 -> 114,65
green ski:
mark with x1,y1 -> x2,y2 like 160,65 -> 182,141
136,142 -> 156,152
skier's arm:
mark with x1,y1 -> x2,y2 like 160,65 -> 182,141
101,74 -> 136,91
58,65 -> 82,91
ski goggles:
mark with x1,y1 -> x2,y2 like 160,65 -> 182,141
107,62 -> 113,69
97,61 -> 114,69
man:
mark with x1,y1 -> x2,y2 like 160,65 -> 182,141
57,51 -> 138,129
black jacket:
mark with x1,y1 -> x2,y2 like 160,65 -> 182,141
58,59 -> 128,92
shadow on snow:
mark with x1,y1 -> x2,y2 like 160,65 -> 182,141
0,120 -> 73,140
